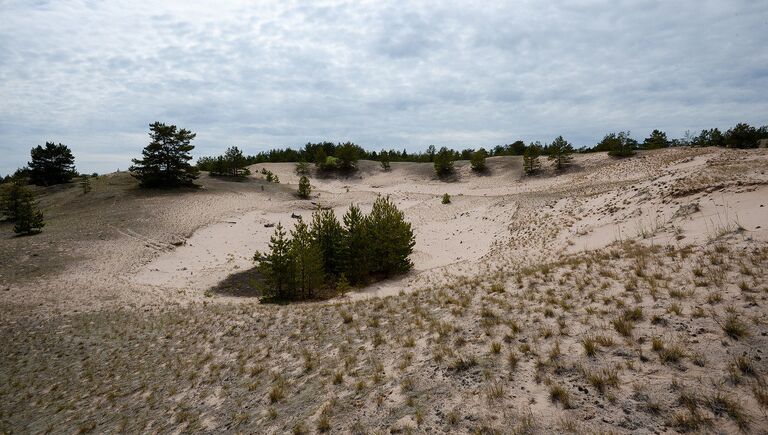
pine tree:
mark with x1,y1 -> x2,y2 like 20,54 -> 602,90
470,148 -> 487,172
290,219 -> 324,300
336,273 -> 351,297
129,122 -> 199,188
523,143 -> 541,175
367,196 -> 415,276
434,147 -> 454,177
254,223 -> 295,300
1,182 -> 34,222
295,161 -> 310,175
342,204 -> 370,285
642,130 -> 669,149
380,151 -> 391,171
311,209 -> 346,280
81,174 -> 91,194
28,142 -> 76,186
547,136 -> 573,170
298,176 -> 311,199
223,146 -> 248,176
599,131 -> 637,157
13,195 -> 44,235
335,142 -> 361,171
315,148 -> 328,171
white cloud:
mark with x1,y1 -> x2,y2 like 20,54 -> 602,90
1,0 -> 767,174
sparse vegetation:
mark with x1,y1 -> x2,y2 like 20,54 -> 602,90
2,145 -> 767,434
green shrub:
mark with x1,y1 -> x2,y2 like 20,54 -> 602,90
12,189 -> 44,235
1,182 -> 34,222
470,148 -> 487,172
434,147 -> 454,177
367,196 -> 416,277
297,176 -> 311,199
547,136 -> 573,170
523,143 -> 541,175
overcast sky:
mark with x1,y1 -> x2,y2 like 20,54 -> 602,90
1,0 -> 766,175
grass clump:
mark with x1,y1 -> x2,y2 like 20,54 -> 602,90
549,384 -> 572,408
721,313 -> 748,339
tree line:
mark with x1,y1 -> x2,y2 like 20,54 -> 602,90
236,122 -> 768,167
255,196 -> 415,301
4,121 -> 766,186
3,120 -> 766,232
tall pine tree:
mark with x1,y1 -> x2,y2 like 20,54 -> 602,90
1,182 -> 34,222
547,136 -> 573,170
298,176 -> 311,199
367,196 -> 415,276
290,219 -> 324,300
342,204 -> 370,285
523,143 -> 541,175
13,193 -> 44,235
130,122 -> 199,188
28,142 -> 76,186
311,209 -> 346,280
255,223 -> 295,300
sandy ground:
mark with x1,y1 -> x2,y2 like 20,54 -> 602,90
1,147 -> 768,434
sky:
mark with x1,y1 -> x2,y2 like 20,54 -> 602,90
1,0 -> 767,175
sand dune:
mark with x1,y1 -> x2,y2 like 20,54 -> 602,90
2,147 -> 767,434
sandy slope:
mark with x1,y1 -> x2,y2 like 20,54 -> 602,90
1,147 -> 768,434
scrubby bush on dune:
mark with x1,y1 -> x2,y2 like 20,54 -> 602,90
295,161 -> 310,175
260,168 -> 279,183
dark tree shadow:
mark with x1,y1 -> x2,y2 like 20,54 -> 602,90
209,266 -> 263,297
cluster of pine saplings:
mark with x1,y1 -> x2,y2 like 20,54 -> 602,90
254,196 -> 415,301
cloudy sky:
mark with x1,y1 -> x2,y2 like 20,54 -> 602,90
1,0 -> 766,175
